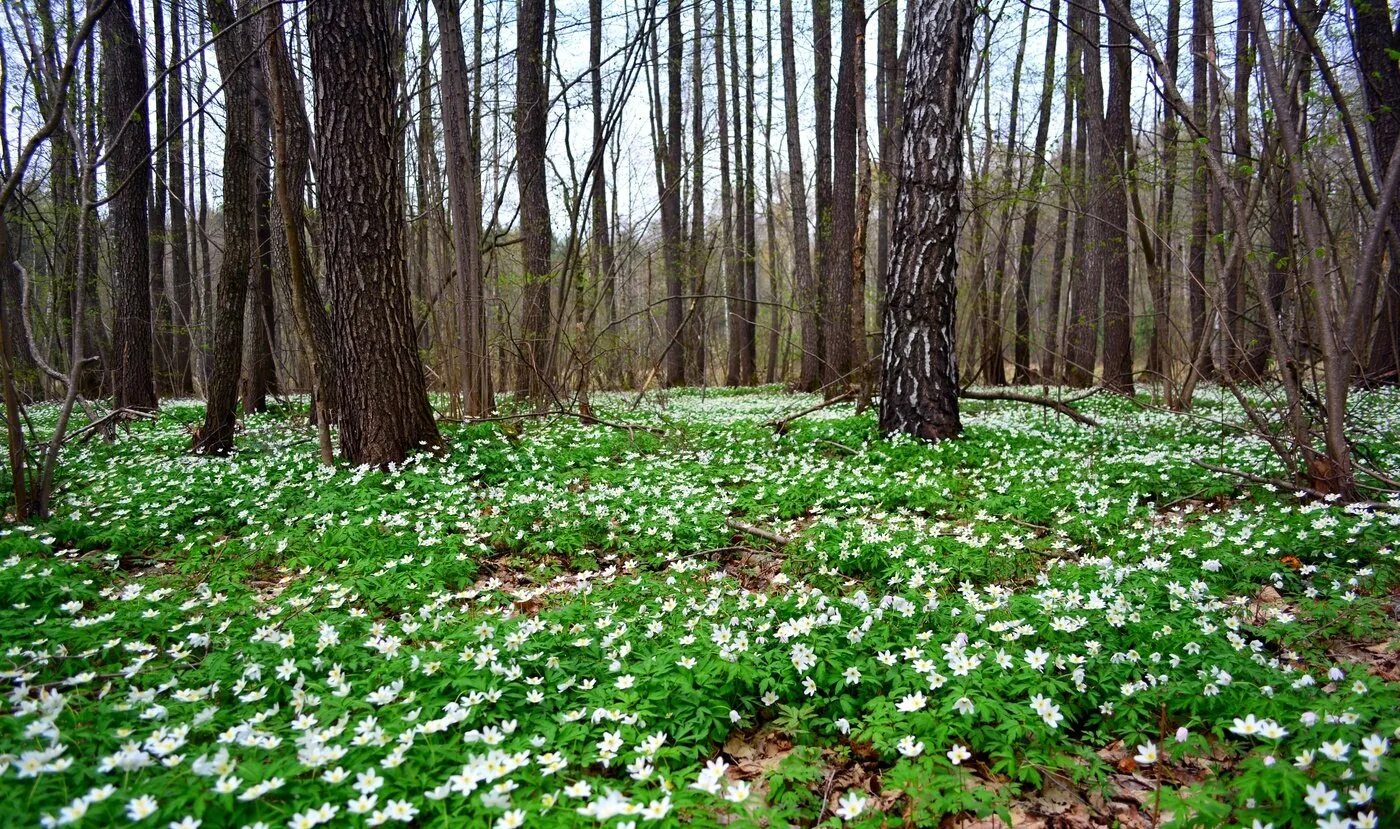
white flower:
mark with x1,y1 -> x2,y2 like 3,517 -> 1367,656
895,691 -> 927,712
1303,782 -> 1340,816
723,781 -> 751,802
947,744 -> 971,765
1133,742 -> 1158,765
833,790 -> 867,820
896,736 -> 924,758
126,796 -> 159,822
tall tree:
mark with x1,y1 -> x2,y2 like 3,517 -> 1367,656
241,44 -> 277,414
149,0 -> 171,393
590,0 -> 616,334
812,0 -> 833,385
880,0 -> 973,439
662,0 -> 686,386
264,0 -> 336,460
515,0 -> 554,401
309,0 -> 443,464
689,0 -> 708,385
1353,0 -> 1400,382
828,0 -> 865,391
167,0 -> 194,393
1100,0 -> 1134,392
103,0 -> 157,411
1063,0 -> 1104,388
193,0 -> 256,454
780,0 -> 818,389
1012,0 -> 1060,383
436,0 -> 492,415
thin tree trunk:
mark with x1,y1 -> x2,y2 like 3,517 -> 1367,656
813,0 -> 833,384
661,0 -> 686,386
1012,0 -> 1059,383
193,0 -> 255,454
168,0 -> 193,394
780,0 -> 819,390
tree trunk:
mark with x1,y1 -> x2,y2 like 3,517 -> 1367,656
1187,0 -> 1211,376
1353,0 -> 1400,382
689,0 -> 708,385
879,0 -> 972,440
828,0 -> 864,392
1063,0 -> 1104,388
662,0 -> 687,386
149,0 -> 171,395
1044,8 -> 1079,381
1100,0 -> 1134,392
514,0 -> 554,402
436,0 -> 492,415
193,0 -> 256,454
103,0 -> 157,411
1012,0 -> 1060,383
264,0 -> 337,461
168,0 -> 194,394
241,53 -> 277,415
782,0 -> 816,390
309,0 -> 443,464
813,0 -> 834,385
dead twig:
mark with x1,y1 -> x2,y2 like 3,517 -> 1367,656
1192,460 -> 1395,511
764,392 -> 855,433
958,389 -> 1100,427
725,518 -> 793,546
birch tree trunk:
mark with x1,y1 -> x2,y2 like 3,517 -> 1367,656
879,0 -> 973,440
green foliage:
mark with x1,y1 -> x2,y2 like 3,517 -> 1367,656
1,386 -> 1398,827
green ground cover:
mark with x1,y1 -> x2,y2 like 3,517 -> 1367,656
2,387 -> 1398,828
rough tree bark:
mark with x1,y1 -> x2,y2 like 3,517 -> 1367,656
514,0 -> 554,402
1012,0 -> 1060,383
661,0 -> 686,386
309,0 -> 443,464
168,0 -> 194,393
193,0 -> 255,454
780,0 -> 820,391
436,0 -> 491,415
879,0 -> 973,440
1100,0 -> 1134,392
1353,0 -> 1400,382
103,0 -> 157,411
828,0 -> 864,391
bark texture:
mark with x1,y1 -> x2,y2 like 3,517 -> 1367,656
879,0 -> 971,440
310,0 -> 443,465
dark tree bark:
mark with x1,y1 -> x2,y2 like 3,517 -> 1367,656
436,0 -> 491,415
742,0 -> 758,384
1188,0 -> 1211,372
828,0 -> 864,391
780,0 -> 819,390
879,0 -> 973,440
1043,7 -> 1079,381
103,0 -> 157,411
193,0 -> 256,454
590,0 -> 615,335
873,0 -> 899,369
149,0 -> 171,394
241,52 -> 277,415
716,0 -> 740,387
309,0 -> 443,464
689,0 -> 708,386
1063,0 -> 1104,388
1148,0 -> 1181,376
1352,0 -> 1400,381
1100,0 -> 1134,392
168,0 -> 194,393
984,4 -> 1030,388
662,0 -> 687,386
514,0 -> 554,401
813,0 -> 833,384
264,0 -> 337,460
1012,0 -> 1060,383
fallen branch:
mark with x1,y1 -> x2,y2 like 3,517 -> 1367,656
1192,460 -> 1395,511
958,389 -> 1100,427
764,392 -> 855,433
725,518 -> 793,546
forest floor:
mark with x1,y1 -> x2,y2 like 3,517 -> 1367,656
2,386 -> 1400,828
